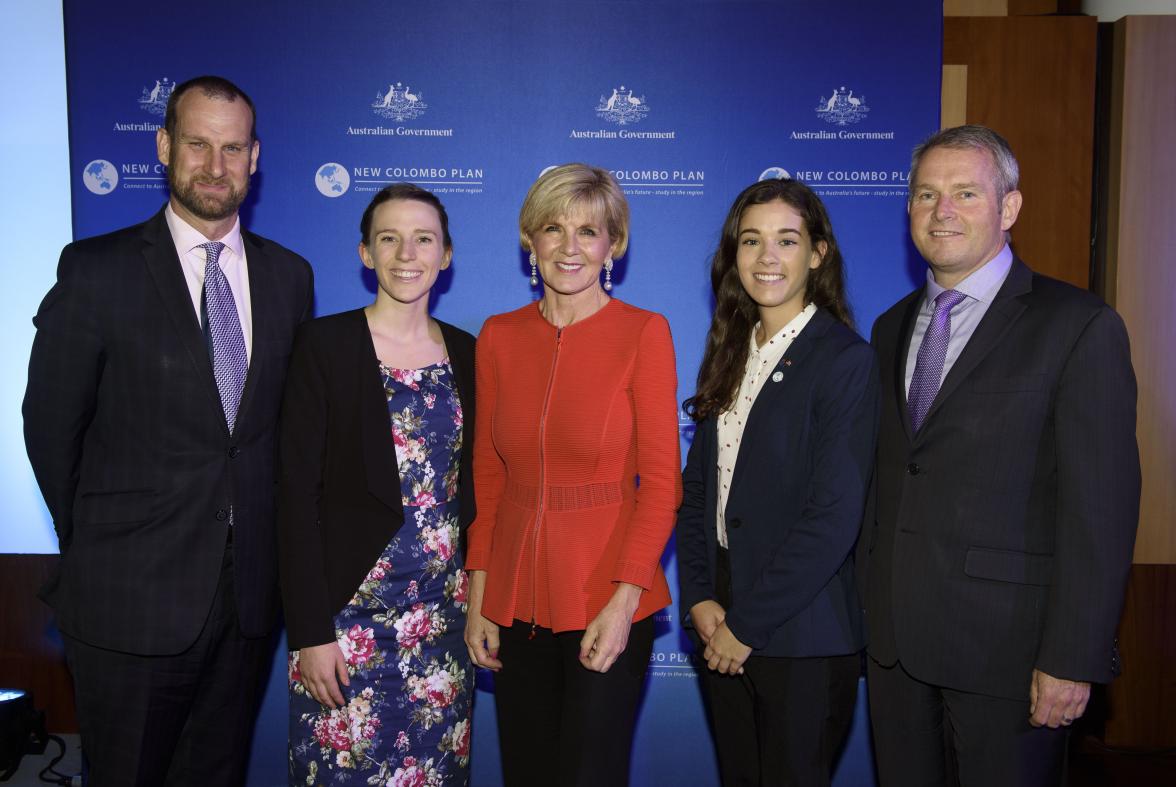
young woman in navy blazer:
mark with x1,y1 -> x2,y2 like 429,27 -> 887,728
677,179 -> 879,786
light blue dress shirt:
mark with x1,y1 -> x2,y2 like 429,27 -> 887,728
904,244 -> 1015,397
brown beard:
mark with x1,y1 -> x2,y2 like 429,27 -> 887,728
167,160 -> 249,222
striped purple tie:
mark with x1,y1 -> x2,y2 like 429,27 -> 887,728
908,289 -> 966,432
201,242 -> 247,432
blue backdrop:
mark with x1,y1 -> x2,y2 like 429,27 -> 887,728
55,1 -> 942,783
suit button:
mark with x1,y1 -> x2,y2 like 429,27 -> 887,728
228,446 -> 240,458
215,509 -> 229,521
906,463 -> 921,476
729,517 -> 742,529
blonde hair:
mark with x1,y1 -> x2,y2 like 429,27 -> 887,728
518,163 -> 630,257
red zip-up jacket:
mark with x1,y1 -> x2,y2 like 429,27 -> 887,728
465,299 -> 682,632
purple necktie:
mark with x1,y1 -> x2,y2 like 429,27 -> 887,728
908,289 -> 967,432
201,242 -> 247,432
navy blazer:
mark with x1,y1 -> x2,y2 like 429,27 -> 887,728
676,308 -> 879,657
276,309 -> 476,649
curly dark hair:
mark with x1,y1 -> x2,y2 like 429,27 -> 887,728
683,179 -> 852,422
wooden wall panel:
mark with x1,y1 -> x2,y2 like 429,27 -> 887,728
945,0 -> 1009,14
1102,15 -> 1176,565
941,65 -> 969,128
1105,565 -> 1176,746
0,554 -> 76,732
944,16 -> 1098,288
942,1 -> 1080,17
1092,15 -> 1176,751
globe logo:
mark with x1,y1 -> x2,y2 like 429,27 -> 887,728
758,167 -> 792,182
315,163 -> 350,198
82,160 -> 119,195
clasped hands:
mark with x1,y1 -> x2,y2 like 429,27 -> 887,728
690,600 -> 751,676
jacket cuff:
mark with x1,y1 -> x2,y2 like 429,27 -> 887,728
613,559 -> 656,591
723,610 -> 768,651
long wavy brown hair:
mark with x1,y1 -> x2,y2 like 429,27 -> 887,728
683,179 -> 853,422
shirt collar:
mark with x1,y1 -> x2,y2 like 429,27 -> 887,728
165,203 -> 245,262
750,302 -> 817,358
924,243 -> 1013,308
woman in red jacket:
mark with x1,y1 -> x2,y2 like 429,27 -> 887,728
463,163 -> 682,786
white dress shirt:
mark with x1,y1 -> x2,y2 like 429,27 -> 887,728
165,204 -> 253,361
716,303 -> 816,548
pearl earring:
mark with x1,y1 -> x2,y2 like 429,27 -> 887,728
529,252 -> 539,287
603,258 -> 613,292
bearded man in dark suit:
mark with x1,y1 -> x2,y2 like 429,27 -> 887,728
861,125 -> 1140,787
24,75 -> 313,785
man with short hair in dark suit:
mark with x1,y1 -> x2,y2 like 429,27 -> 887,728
24,75 -> 313,785
861,125 -> 1140,786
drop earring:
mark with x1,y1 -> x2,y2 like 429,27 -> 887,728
529,251 -> 539,287
603,258 -> 613,292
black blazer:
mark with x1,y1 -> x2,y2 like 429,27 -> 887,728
861,259 -> 1140,699
276,309 -> 476,649
24,208 -> 314,655
677,308 -> 879,657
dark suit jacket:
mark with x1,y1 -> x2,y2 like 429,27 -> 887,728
677,308 -> 879,657
24,208 -> 314,655
862,259 -> 1140,700
275,309 -> 476,650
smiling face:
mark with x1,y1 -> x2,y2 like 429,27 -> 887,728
156,90 -> 258,238
527,202 -> 617,299
908,145 -> 1022,287
359,198 -> 452,307
735,199 -> 825,332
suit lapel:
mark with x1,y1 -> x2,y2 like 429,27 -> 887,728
728,310 -> 830,500
917,259 -> 1032,434
355,310 -> 404,514
140,210 -> 227,434
235,232 -> 275,430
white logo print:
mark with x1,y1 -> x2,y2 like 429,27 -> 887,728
82,160 -> 119,195
596,85 -> 649,126
371,82 -> 428,121
315,163 -> 350,197
138,77 -> 175,117
758,167 -> 792,182
816,86 -> 869,126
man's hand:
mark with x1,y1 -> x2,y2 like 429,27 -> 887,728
703,620 -> 752,676
1029,669 -> 1090,728
298,642 -> 350,709
688,600 -> 726,645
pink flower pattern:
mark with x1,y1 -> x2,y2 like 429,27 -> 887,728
289,361 -> 470,784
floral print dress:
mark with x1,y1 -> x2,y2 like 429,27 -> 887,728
289,360 -> 472,786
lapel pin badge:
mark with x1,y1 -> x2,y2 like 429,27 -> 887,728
771,371 -> 784,382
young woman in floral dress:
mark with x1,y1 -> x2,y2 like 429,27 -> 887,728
277,184 -> 476,784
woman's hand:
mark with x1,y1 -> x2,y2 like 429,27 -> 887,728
463,570 -> 502,671
580,582 -> 643,673
688,600 -> 726,646
298,641 -> 350,708
703,620 -> 752,676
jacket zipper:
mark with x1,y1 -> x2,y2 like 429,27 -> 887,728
530,326 -> 563,638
